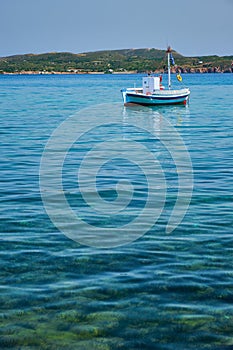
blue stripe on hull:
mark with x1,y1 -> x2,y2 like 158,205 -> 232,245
125,94 -> 189,105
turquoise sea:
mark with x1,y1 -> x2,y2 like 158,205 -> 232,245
0,73 -> 233,349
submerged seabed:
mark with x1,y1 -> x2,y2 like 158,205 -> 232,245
0,73 -> 233,349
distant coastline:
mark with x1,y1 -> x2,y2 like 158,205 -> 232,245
0,48 -> 232,75
2,68 -> 233,75
3,69 -> 233,75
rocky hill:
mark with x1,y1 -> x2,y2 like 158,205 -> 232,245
0,48 -> 232,74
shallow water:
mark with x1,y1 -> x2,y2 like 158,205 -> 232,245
0,73 -> 233,349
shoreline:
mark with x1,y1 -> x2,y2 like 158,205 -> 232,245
1,69 -> 233,75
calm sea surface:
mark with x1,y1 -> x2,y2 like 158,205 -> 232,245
0,73 -> 233,349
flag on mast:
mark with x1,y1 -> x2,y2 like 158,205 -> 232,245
170,53 -> 175,66
177,73 -> 182,82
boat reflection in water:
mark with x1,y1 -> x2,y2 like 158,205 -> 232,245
121,103 -> 193,234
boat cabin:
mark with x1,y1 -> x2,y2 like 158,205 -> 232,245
143,76 -> 161,94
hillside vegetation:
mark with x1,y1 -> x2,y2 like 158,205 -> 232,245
0,48 -> 232,73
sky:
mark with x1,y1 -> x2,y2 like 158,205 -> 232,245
1,0 -> 233,57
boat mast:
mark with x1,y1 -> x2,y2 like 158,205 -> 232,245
167,46 -> 172,89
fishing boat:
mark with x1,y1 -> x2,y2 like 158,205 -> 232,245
121,47 -> 190,106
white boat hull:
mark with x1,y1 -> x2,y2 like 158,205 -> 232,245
121,88 -> 190,106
